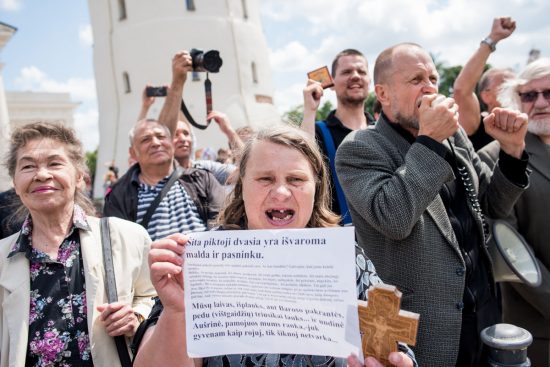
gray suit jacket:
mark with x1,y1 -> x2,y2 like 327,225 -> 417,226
336,116 -> 526,366
480,133 -> 550,339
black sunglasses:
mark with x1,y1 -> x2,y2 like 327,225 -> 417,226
518,89 -> 550,103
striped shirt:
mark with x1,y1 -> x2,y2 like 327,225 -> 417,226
136,175 -> 207,241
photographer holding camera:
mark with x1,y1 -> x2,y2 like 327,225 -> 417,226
157,50 -> 243,186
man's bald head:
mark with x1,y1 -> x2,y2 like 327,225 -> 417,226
373,43 -> 424,85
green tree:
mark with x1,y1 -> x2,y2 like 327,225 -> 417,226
86,149 -> 97,181
316,100 -> 333,121
431,52 -> 491,99
431,52 -> 463,97
282,105 -> 303,127
282,100 -> 334,126
364,93 -> 377,117
438,65 -> 463,97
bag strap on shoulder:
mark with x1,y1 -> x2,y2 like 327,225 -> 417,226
100,217 -> 132,367
140,167 -> 182,229
316,121 -> 352,225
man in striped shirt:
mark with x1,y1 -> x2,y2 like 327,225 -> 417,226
103,119 -> 226,240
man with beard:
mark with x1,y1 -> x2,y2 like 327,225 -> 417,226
479,57 -> 550,367
336,43 -> 530,366
301,49 -> 374,222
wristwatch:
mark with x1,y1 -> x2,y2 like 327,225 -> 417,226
481,36 -> 497,52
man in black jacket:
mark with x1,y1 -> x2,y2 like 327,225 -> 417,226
103,119 -> 225,241
0,188 -> 22,239
300,49 -> 374,222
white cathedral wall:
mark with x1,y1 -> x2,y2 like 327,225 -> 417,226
0,65 -> 11,191
89,0 -> 280,199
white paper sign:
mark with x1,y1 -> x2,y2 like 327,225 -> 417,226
183,227 -> 361,360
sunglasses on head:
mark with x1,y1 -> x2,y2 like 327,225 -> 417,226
518,89 -> 550,103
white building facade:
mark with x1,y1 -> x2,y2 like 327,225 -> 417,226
0,22 -> 17,191
6,91 -> 79,129
87,0 -> 280,198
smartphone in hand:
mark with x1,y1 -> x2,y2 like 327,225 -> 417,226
146,86 -> 168,97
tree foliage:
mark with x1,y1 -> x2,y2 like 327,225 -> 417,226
364,93 -> 378,117
282,100 -> 334,126
85,149 -> 97,181
431,52 -> 463,97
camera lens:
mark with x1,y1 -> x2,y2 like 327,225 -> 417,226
202,51 -> 223,73
190,49 -> 222,73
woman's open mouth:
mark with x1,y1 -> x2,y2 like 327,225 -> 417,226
266,209 -> 295,223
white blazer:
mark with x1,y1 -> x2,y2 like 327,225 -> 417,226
0,216 -> 156,367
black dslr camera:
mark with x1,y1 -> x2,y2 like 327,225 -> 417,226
190,49 -> 223,73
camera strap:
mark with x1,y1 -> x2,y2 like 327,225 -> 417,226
180,73 -> 213,130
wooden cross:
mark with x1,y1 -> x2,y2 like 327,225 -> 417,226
358,284 -> 419,366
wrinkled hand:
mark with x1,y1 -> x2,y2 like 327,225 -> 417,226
489,17 -> 516,42
142,85 -> 156,109
483,107 -> 527,158
418,94 -> 459,142
348,352 -> 413,367
97,302 -> 140,337
207,110 -> 234,137
172,50 -> 193,83
149,233 -> 187,313
303,79 -> 324,113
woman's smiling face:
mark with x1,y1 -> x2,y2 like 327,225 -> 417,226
13,138 -> 82,216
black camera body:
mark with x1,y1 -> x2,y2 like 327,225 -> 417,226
145,86 -> 168,97
190,49 -> 223,73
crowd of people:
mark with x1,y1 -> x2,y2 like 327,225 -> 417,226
0,15 -> 548,367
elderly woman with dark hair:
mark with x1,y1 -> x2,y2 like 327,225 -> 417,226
133,125 -> 416,367
0,122 -> 156,366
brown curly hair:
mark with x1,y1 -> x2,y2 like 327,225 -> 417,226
217,125 -> 340,229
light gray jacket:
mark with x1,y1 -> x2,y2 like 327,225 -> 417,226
0,216 -> 156,367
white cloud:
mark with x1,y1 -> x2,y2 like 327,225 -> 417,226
14,66 -> 97,103
0,0 -> 21,11
74,108 -> 99,152
261,0 -> 550,115
269,41 -> 314,71
79,24 -> 93,47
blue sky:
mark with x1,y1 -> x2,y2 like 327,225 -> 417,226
1,0 -> 550,151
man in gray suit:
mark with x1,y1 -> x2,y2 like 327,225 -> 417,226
479,57 -> 550,367
336,43 -> 530,366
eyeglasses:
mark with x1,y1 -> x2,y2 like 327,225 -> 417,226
518,89 -> 550,103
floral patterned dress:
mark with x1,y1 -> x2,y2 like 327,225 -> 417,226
8,205 -> 93,367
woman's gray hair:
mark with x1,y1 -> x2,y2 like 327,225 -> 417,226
498,58 -> 550,109
5,121 -> 96,219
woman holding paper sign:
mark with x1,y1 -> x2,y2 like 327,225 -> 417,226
133,126 -> 415,367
